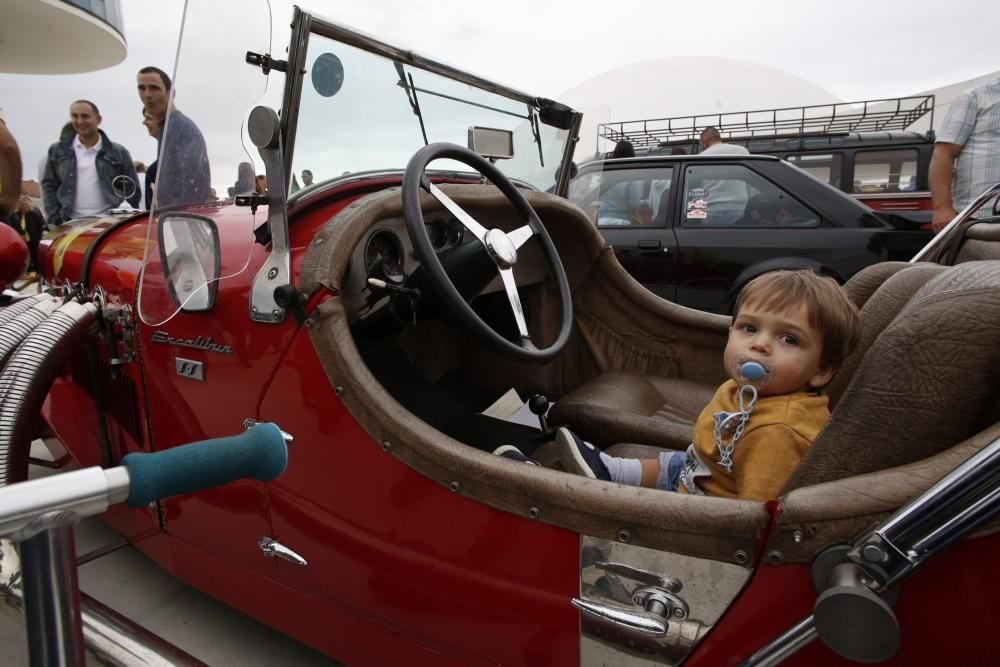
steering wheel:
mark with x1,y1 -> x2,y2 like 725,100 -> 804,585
402,143 -> 572,364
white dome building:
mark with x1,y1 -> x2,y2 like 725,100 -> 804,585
560,56 -> 841,160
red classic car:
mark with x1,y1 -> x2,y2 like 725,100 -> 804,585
2,2 -> 999,665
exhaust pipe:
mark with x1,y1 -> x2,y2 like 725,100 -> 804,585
0,293 -> 54,330
0,296 -> 61,366
0,299 -> 98,487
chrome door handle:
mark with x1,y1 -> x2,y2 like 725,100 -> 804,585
258,537 -> 307,566
573,597 -> 667,636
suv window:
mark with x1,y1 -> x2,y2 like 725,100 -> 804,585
568,166 -> 674,227
682,164 -> 820,228
785,153 -> 843,189
853,149 -> 919,193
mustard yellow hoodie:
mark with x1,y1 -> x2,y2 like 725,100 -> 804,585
678,379 -> 829,501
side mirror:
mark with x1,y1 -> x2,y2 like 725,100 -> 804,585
468,126 -> 514,161
158,214 -> 220,312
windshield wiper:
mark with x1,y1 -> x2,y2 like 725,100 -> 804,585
395,62 -> 430,146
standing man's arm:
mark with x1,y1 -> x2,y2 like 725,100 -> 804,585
0,118 -> 22,216
930,142 -> 962,233
40,150 -> 62,226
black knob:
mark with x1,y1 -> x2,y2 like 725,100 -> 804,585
528,394 -> 549,416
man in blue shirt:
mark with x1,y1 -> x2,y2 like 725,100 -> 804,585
137,66 -> 211,208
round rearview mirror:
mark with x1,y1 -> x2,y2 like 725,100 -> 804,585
112,174 -> 137,201
311,53 -> 345,98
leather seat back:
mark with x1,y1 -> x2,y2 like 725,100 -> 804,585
784,260 -> 1000,491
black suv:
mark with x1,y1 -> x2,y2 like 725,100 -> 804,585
567,154 -> 932,313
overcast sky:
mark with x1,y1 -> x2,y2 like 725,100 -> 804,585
3,0 -> 999,189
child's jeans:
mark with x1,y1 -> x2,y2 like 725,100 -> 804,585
656,450 -> 687,492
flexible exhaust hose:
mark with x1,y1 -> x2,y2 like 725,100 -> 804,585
0,296 -> 61,367
0,293 -> 54,330
0,300 -> 98,487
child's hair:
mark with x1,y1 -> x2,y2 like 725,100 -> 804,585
733,270 -> 861,371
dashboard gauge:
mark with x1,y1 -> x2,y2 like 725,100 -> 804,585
364,230 -> 405,283
446,219 -> 464,246
426,219 -> 447,249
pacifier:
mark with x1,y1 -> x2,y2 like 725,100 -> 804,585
740,361 -> 766,381
735,358 -> 771,385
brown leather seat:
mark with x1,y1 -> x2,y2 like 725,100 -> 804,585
550,261 -> 946,450
784,260 -> 1000,490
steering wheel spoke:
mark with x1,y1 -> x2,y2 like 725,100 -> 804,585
498,268 -> 529,338
428,183 -> 489,242
507,224 -> 534,250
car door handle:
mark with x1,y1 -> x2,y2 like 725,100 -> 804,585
637,240 -> 667,253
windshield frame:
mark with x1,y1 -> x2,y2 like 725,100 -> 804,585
278,7 -> 582,199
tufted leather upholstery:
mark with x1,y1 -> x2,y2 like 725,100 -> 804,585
783,260 -> 1000,490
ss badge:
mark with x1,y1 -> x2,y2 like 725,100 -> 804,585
175,358 -> 205,381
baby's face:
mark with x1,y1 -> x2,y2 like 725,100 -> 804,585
724,302 -> 833,396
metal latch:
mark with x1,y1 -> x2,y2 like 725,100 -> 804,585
258,538 -> 307,566
573,561 -> 689,637
245,51 -> 287,75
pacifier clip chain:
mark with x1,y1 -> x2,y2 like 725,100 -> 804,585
713,361 -> 765,473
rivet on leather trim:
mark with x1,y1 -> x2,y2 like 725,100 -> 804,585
334,385 -> 344,396
792,530 -> 804,543
733,549 -> 749,565
528,507 -> 540,519
381,441 -> 392,452
617,529 -> 631,543
767,550 -> 784,565
314,237 -> 324,245
304,318 -> 314,328
449,482 -> 460,493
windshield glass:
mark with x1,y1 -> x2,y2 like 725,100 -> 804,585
289,28 -> 572,196
137,0 -> 271,325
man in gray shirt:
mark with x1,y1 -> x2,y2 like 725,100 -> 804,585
693,127 -> 750,225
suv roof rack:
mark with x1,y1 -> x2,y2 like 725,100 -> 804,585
599,95 -> 935,149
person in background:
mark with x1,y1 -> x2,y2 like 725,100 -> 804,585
0,109 -> 22,217
929,75 -> 1000,233
41,100 -> 141,226
301,169 -> 314,187
5,195 -> 45,273
698,126 -> 749,156
598,140 -> 642,225
229,162 -> 255,198
137,66 -> 211,208
37,123 -> 75,185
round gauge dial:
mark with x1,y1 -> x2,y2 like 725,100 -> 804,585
426,219 -> 447,249
364,230 -> 405,283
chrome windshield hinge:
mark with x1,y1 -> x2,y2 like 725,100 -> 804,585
258,537 -> 307,566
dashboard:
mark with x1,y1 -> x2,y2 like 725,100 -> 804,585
342,209 -> 549,323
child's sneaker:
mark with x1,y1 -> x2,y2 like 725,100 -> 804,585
555,428 -> 610,480
492,444 -> 540,466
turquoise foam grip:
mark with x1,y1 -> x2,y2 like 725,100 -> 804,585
121,423 -> 288,508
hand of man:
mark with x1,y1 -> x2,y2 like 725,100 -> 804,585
931,206 -> 957,234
